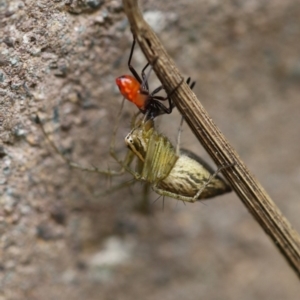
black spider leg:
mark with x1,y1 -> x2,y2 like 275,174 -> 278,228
128,38 -> 143,84
141,62 -> 150,90
186,77 -> 196,90
140,56 -> 159,93
141,55 -> 159,91
146,77 -> 196,119
146,78 -> 183,115
149,89 -> 173,116
133,84 -> 169,119
128,38 -> 151,91
151,76 -> 196,106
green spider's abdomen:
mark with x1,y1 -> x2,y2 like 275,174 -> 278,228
158,154 -> 230,199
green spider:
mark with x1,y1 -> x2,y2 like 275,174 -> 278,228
122,115 -> 231,202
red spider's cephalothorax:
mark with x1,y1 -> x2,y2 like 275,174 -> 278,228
116,75 -> 148,111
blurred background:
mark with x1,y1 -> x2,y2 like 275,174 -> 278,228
1,0 -> 300,299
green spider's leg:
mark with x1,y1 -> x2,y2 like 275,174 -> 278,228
192,164 -> 232,199
175,116 -> 184,156
152,185 -> 198,203
153,163 -> 232,203
37,99 -> 130,177
94,175 -> 137,197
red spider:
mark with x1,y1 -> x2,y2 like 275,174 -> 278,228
115,38 -> 195,119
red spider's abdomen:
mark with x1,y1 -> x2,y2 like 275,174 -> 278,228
116,75 -> 148,110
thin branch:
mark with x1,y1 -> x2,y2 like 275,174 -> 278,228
122,0 -> 300,278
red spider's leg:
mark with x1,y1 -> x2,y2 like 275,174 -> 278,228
141,62 -> 150,90
140,56 -> 159,91
128,38 -> 142,84
140,64 -> 153,91
149,77 -> 195,115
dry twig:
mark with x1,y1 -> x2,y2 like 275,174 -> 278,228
122,0 -> 300,277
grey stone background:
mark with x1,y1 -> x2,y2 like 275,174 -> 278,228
0,0 -> 300,299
